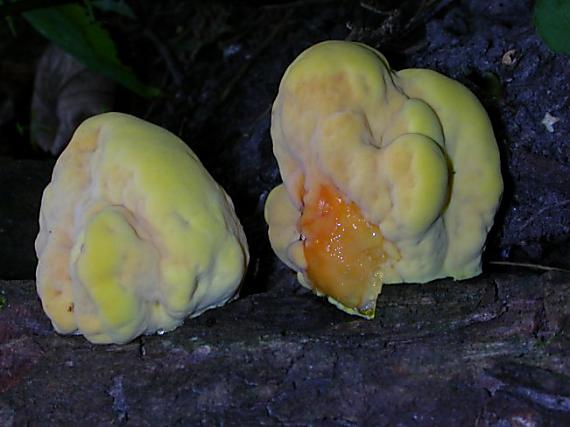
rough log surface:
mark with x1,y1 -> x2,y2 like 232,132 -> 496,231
1,271 -> 569,426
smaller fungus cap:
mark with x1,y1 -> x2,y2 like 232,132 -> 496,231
36,112 -> 249,344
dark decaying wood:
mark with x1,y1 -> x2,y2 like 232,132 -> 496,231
0,271 -> 568,425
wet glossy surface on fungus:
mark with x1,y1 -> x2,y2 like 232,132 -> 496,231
301,184 -> 388,317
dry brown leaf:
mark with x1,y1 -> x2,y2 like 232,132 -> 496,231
31,44 -> 115,155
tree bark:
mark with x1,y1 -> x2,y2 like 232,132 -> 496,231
0,271 -> 569,425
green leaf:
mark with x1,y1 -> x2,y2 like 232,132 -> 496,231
92,0 -> 136,20
534,0 -> 570,54
24,4 -> 160,97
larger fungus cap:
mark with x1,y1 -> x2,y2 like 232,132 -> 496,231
265,41 -> 503,318
36,112 -> 249,344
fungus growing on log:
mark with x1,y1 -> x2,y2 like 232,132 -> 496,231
36,113 -> 249,344
265,41 -> 503,318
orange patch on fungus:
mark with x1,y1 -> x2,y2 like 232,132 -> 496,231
300,184 -> 386,311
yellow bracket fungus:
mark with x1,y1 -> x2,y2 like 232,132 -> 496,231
36,112 -> 249,344
265,41 -> 503,318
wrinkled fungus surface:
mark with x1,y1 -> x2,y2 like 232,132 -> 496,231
265,41 -> 503,317
36,112 -> 249,344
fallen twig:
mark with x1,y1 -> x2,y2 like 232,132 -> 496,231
519,199 -> 570,231
218,8 -> 293,106
489,261 -> 570,274
143,29 -> 185,87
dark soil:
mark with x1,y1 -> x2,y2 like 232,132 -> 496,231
0,0 -> 569,424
